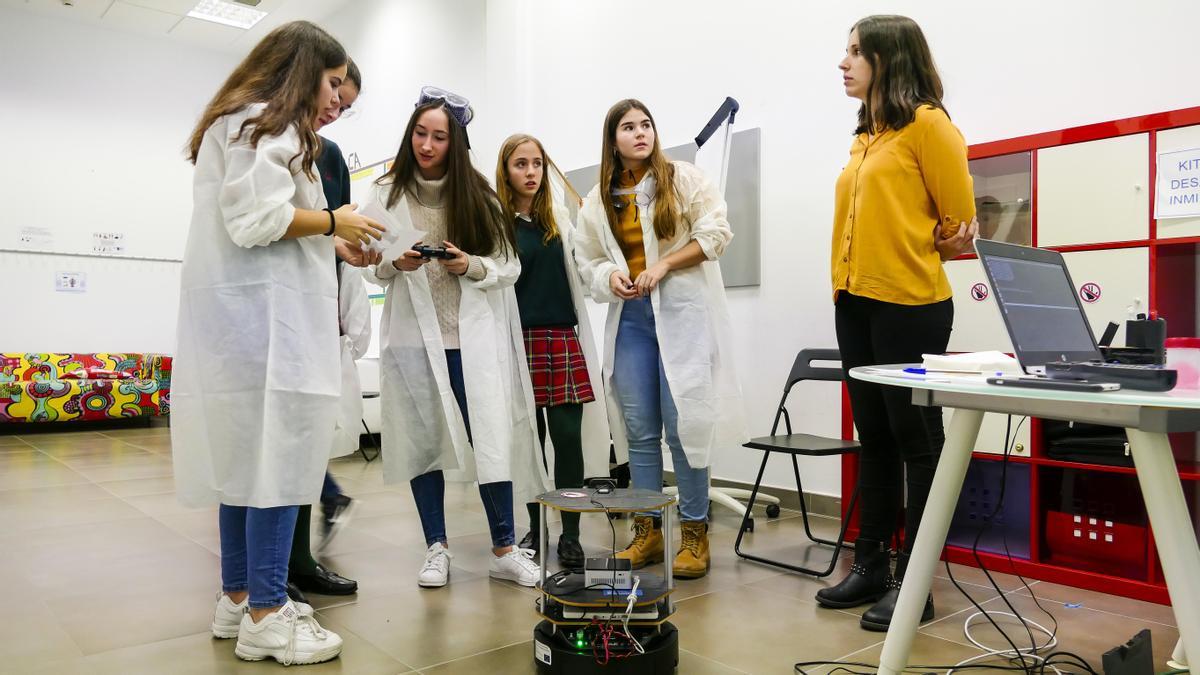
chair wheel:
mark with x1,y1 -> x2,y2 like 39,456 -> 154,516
741,518 -> 755,533
766,504 -> 781,518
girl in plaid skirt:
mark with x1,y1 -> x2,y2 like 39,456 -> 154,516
496,134 -> 612,569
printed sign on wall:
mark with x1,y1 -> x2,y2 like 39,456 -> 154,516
1156,147 -> 1200,219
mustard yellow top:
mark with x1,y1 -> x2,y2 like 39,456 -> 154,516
831,105 -> 975,305
613,167 -> 649,280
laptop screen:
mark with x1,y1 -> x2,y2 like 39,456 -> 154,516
975,239 -> 1102,367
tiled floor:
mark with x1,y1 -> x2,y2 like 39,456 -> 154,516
0,426 -> 1183,673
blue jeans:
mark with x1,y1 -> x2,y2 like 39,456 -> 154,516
409,350 -> 516,548
219,504 -> 299,609
613,297 -> 710,522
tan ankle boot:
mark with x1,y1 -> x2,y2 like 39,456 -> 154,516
615,515 -> 664,569
672,520 -> 710,579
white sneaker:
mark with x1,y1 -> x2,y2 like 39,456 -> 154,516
418,542 -> 452,588
234,600 -> 342,665
212,593 -> 314,638
490,547 -> 541,587
212,593 -> 247,639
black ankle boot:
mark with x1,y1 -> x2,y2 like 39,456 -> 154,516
860,550 -> 934,631
815,538 -> 890,609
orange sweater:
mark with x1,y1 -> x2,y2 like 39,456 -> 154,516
831,105 -> 975,305
613,167 -> 648,280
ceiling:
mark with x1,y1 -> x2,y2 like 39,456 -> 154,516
0,0 -> 352,53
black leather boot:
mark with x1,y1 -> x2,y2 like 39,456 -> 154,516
860,550 -> 934,631
815,538 -> 890,609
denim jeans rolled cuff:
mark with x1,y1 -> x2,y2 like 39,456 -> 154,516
615,297 -> 711,523
218,503 -> 299,609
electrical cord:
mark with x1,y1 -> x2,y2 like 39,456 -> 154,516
944,415 -> 1041,673
795,415 -> 1099,674
945,415 -> 1098,675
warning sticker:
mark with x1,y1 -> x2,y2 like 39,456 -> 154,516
970,283 -> 989,301
1079,282 -> 1102,303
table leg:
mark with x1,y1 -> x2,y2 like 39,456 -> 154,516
1171,638 -> 1188,669
1125,429 -> 1200,669
878,407 -> 984,675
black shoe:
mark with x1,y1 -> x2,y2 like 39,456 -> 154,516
815,538 -> 890,609
518,530 -> 540,552
285,581 -> 309,605
860,551 -> 934,631
557,537 -> 585,569
290,563 -> 358,595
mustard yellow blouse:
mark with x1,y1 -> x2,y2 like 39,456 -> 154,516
831,105 -> 976,305
613,167 -> 648,280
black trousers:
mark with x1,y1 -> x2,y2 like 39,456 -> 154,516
835,292 -> 954,549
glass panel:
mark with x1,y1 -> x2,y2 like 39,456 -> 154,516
970,152 -> 1032,246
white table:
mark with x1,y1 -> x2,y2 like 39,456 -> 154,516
849,366 -> 1200,674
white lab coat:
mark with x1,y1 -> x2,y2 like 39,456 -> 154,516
173,104 -> 339,508
366,186 -> 550,506
332,264 -> 371,458
533,205 -> 612,481
574,161 -> 747,469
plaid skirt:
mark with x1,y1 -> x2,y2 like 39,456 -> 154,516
523,327 -> 596,407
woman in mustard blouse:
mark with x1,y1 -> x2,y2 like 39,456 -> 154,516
815,15 -> 978,631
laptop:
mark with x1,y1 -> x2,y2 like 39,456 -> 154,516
973,239 -> 1175,392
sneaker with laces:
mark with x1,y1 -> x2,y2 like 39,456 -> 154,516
489,547 -> 541,587
418,542 -> 452,588
212,593 -> 314,639
234,600 -> 342,665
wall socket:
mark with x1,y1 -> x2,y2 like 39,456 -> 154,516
55,271 -> 87,293
92,231 -> 125,255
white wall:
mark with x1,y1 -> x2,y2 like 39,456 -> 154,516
0,6 -> 238,353
487,0 -> 1200,497
319,0 -> 492,176
8,0 -> 1200,499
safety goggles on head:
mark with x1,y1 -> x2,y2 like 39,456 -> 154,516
417,86 -> 474,127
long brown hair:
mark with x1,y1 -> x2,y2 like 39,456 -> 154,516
376,102 -> 513,257
852,15 -> 947,135
599,99 -> 680,241
186,21 -> 346,181
495,134 -> 560,244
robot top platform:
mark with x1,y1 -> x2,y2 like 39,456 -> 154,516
535,488 -> 676,513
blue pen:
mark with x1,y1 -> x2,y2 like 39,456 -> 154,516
903,367 -> 927,374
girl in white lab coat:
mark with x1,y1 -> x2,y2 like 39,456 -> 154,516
495,134 -> 611,570
174,21 -> 384,665
367,89 -> 546,589
574,99 -> 746,580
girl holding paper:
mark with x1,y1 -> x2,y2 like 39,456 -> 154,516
175,20 -> 384,665
818,15 -> 979,631
495,134 -> 611,570
367,88 -> 546,589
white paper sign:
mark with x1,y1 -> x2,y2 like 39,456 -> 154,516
1156,147 -> 1200,219
357,201 -> 425,260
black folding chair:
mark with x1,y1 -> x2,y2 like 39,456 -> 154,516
359,391 -> 381,462
734,348 -> 861,577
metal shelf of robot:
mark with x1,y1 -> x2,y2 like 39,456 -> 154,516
537,596 -> 675,628
540,571 -> 673,607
